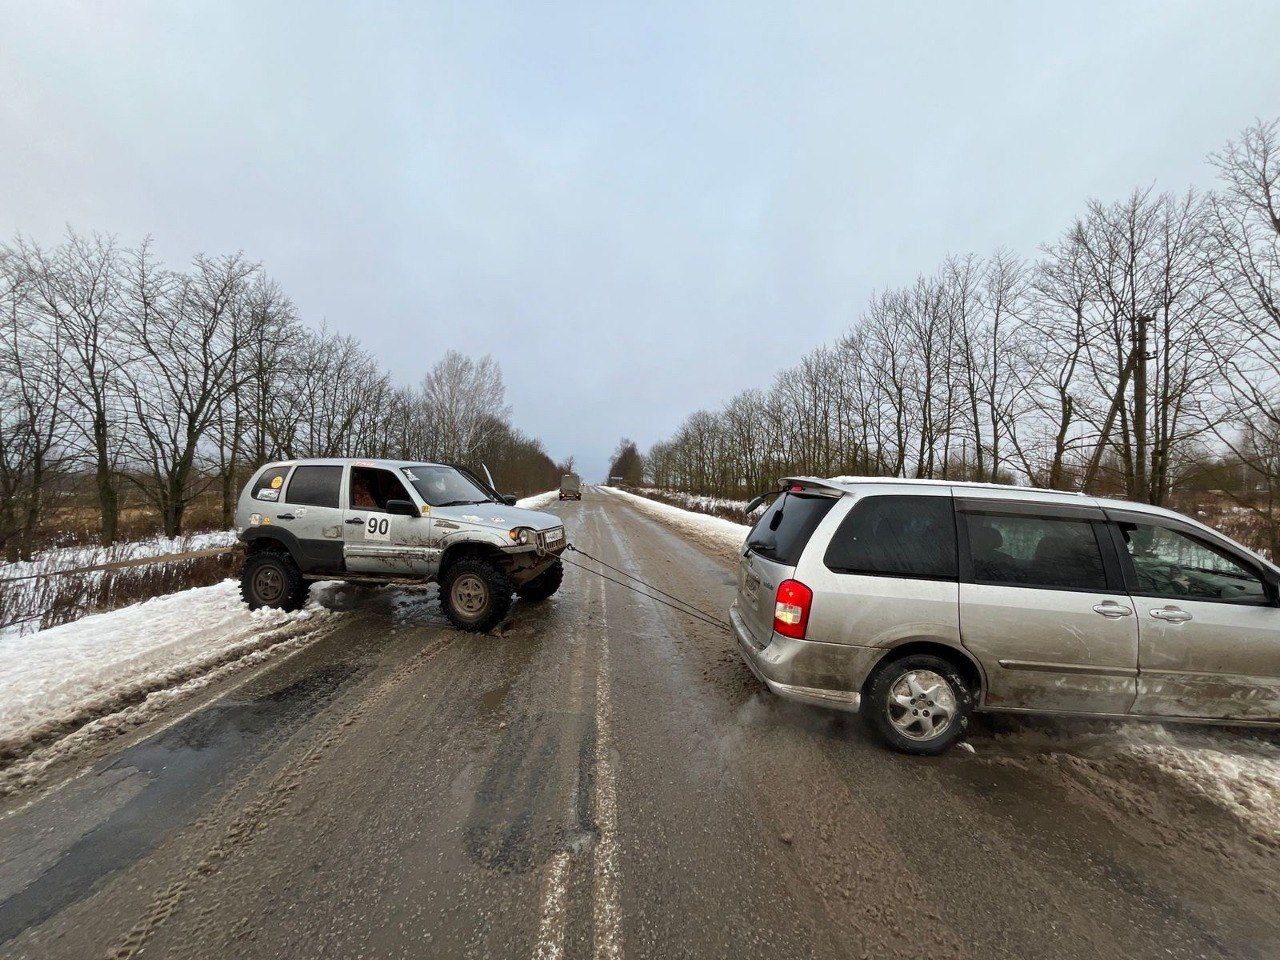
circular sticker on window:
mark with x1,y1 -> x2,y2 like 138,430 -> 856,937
270,476 -> 283,489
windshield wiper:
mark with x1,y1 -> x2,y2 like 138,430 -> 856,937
435,499 -> 489,507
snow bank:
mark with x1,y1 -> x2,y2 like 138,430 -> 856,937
601,486 -> 749,558
0,579 -> 330,767
634,487 -> 752,519
516,490 -> 560,510
0,530 -> 236,583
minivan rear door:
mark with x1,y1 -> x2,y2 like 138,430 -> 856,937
956,499 -> 1138,715
736,491 -> 838,647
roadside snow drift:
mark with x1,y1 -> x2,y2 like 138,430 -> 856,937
0,579 -> 329,769
601,486 -> 749,558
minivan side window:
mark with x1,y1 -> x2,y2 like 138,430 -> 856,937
746,493 -> 837,566
285,465 -> 344,509
962,512 -> 1106,591
252,466 -> 291,502
824,495 -> 957,580
1116,521 -> 1268,605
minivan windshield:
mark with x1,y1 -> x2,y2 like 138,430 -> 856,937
401,465 -> 494,507
746,492 -> 837,565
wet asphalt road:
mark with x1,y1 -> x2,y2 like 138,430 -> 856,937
2,489 -> 1279,959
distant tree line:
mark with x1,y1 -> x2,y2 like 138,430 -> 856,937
0,235 -> 563,557
643,117 -> 1280,557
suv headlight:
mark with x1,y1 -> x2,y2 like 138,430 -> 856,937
508,527 -> 532,545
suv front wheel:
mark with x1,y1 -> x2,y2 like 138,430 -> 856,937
862,653 -> 973,755
440,557 -> 514,632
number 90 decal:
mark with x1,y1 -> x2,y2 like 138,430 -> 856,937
365,515 -> 391,541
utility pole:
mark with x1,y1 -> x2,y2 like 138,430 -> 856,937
1082,316 -> 1154,494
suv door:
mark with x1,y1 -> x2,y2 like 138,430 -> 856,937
957,500 -> 1138,715
1109,514 -> 1280,720
343,464 -> 435,576
278,464 -> 346,573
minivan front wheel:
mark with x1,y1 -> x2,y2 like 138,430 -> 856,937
863,654 -> 972,755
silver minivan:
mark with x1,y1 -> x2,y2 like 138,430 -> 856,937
731,477 -> 1280,754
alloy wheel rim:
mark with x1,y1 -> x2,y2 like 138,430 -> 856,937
886,670 -> 956,741
451,574 -> 489,618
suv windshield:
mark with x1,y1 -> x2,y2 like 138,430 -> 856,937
401,465 -> 494,507
746,492 -> 837,565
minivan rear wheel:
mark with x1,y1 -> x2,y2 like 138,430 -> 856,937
862,654 -> 973,755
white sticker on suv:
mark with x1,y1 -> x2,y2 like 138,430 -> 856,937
365,515 -> 391,541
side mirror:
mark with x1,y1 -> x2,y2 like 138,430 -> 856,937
1265,570 -> 1280,605
386,499 -> 418,517
501,494 -> 518,506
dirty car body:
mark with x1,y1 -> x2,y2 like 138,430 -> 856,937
732,476 -> 1280,754
235,458 -> 567,630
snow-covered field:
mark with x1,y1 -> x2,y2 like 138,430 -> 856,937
606,483 -> 1280,849
0,530 -> 239,640
516,490 -> 559,510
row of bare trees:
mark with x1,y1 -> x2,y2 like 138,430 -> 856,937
645,117 -> 1280,557
0,236 -> 562,558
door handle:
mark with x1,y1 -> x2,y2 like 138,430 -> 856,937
1092,601 -> 1133,618
276,513 -> 295,521
345,517 -> 365,525
1150,606 -> 1192,623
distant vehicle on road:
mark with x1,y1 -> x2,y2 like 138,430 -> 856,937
559,473 -> 582,501
733,476 -> 1280,754
235,458 -> 567,631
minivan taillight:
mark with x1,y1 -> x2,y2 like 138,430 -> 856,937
773,579 -> 813,639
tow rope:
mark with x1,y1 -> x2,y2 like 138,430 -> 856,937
562,544 -> 732,633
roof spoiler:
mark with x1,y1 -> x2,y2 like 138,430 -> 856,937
745,477 -> 843,514
779,476 -> 847,496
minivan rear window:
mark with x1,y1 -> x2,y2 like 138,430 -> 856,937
745,493 -> 837,566
824,495 -> 957,579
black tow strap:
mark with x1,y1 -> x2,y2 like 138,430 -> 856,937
562,544 -> 732,633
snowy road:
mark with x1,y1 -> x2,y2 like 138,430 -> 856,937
2,490 -> 1280,959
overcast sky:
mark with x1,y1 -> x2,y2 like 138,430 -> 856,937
4,2 -> 1280,480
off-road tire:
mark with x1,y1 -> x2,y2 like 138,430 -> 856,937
862,653 -> 973,756
440,556 -> 514,632
517,560 -> 564,603
240,550 -> 308,612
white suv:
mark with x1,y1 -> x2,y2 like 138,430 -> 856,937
732,477 -> 1280,754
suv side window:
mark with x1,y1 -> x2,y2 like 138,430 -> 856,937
1116,521 -> 1268,605
350,466 -> 414,512
962,512 -> 1106,591
285,465 -> 343,508
252,466 -> 291,502
824,495 -> 957,579
746,493 -> 837,566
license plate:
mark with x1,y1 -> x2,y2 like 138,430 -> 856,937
743,569 -> 761,602
545,528 -> 564,544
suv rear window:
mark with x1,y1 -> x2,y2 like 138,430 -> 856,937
252,466 -> 291,502
746,493 -> 837,566
285,465 -> 343,508
824,495 -> 957,579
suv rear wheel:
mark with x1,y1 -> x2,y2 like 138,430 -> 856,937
862,653 -> 973,755
241,550 -> 308,612
440,556 -> 514,632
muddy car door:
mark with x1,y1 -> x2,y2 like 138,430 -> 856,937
1109,513 -> 1280,721
343,464 -> 435,575
957,500 -> 1139,715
